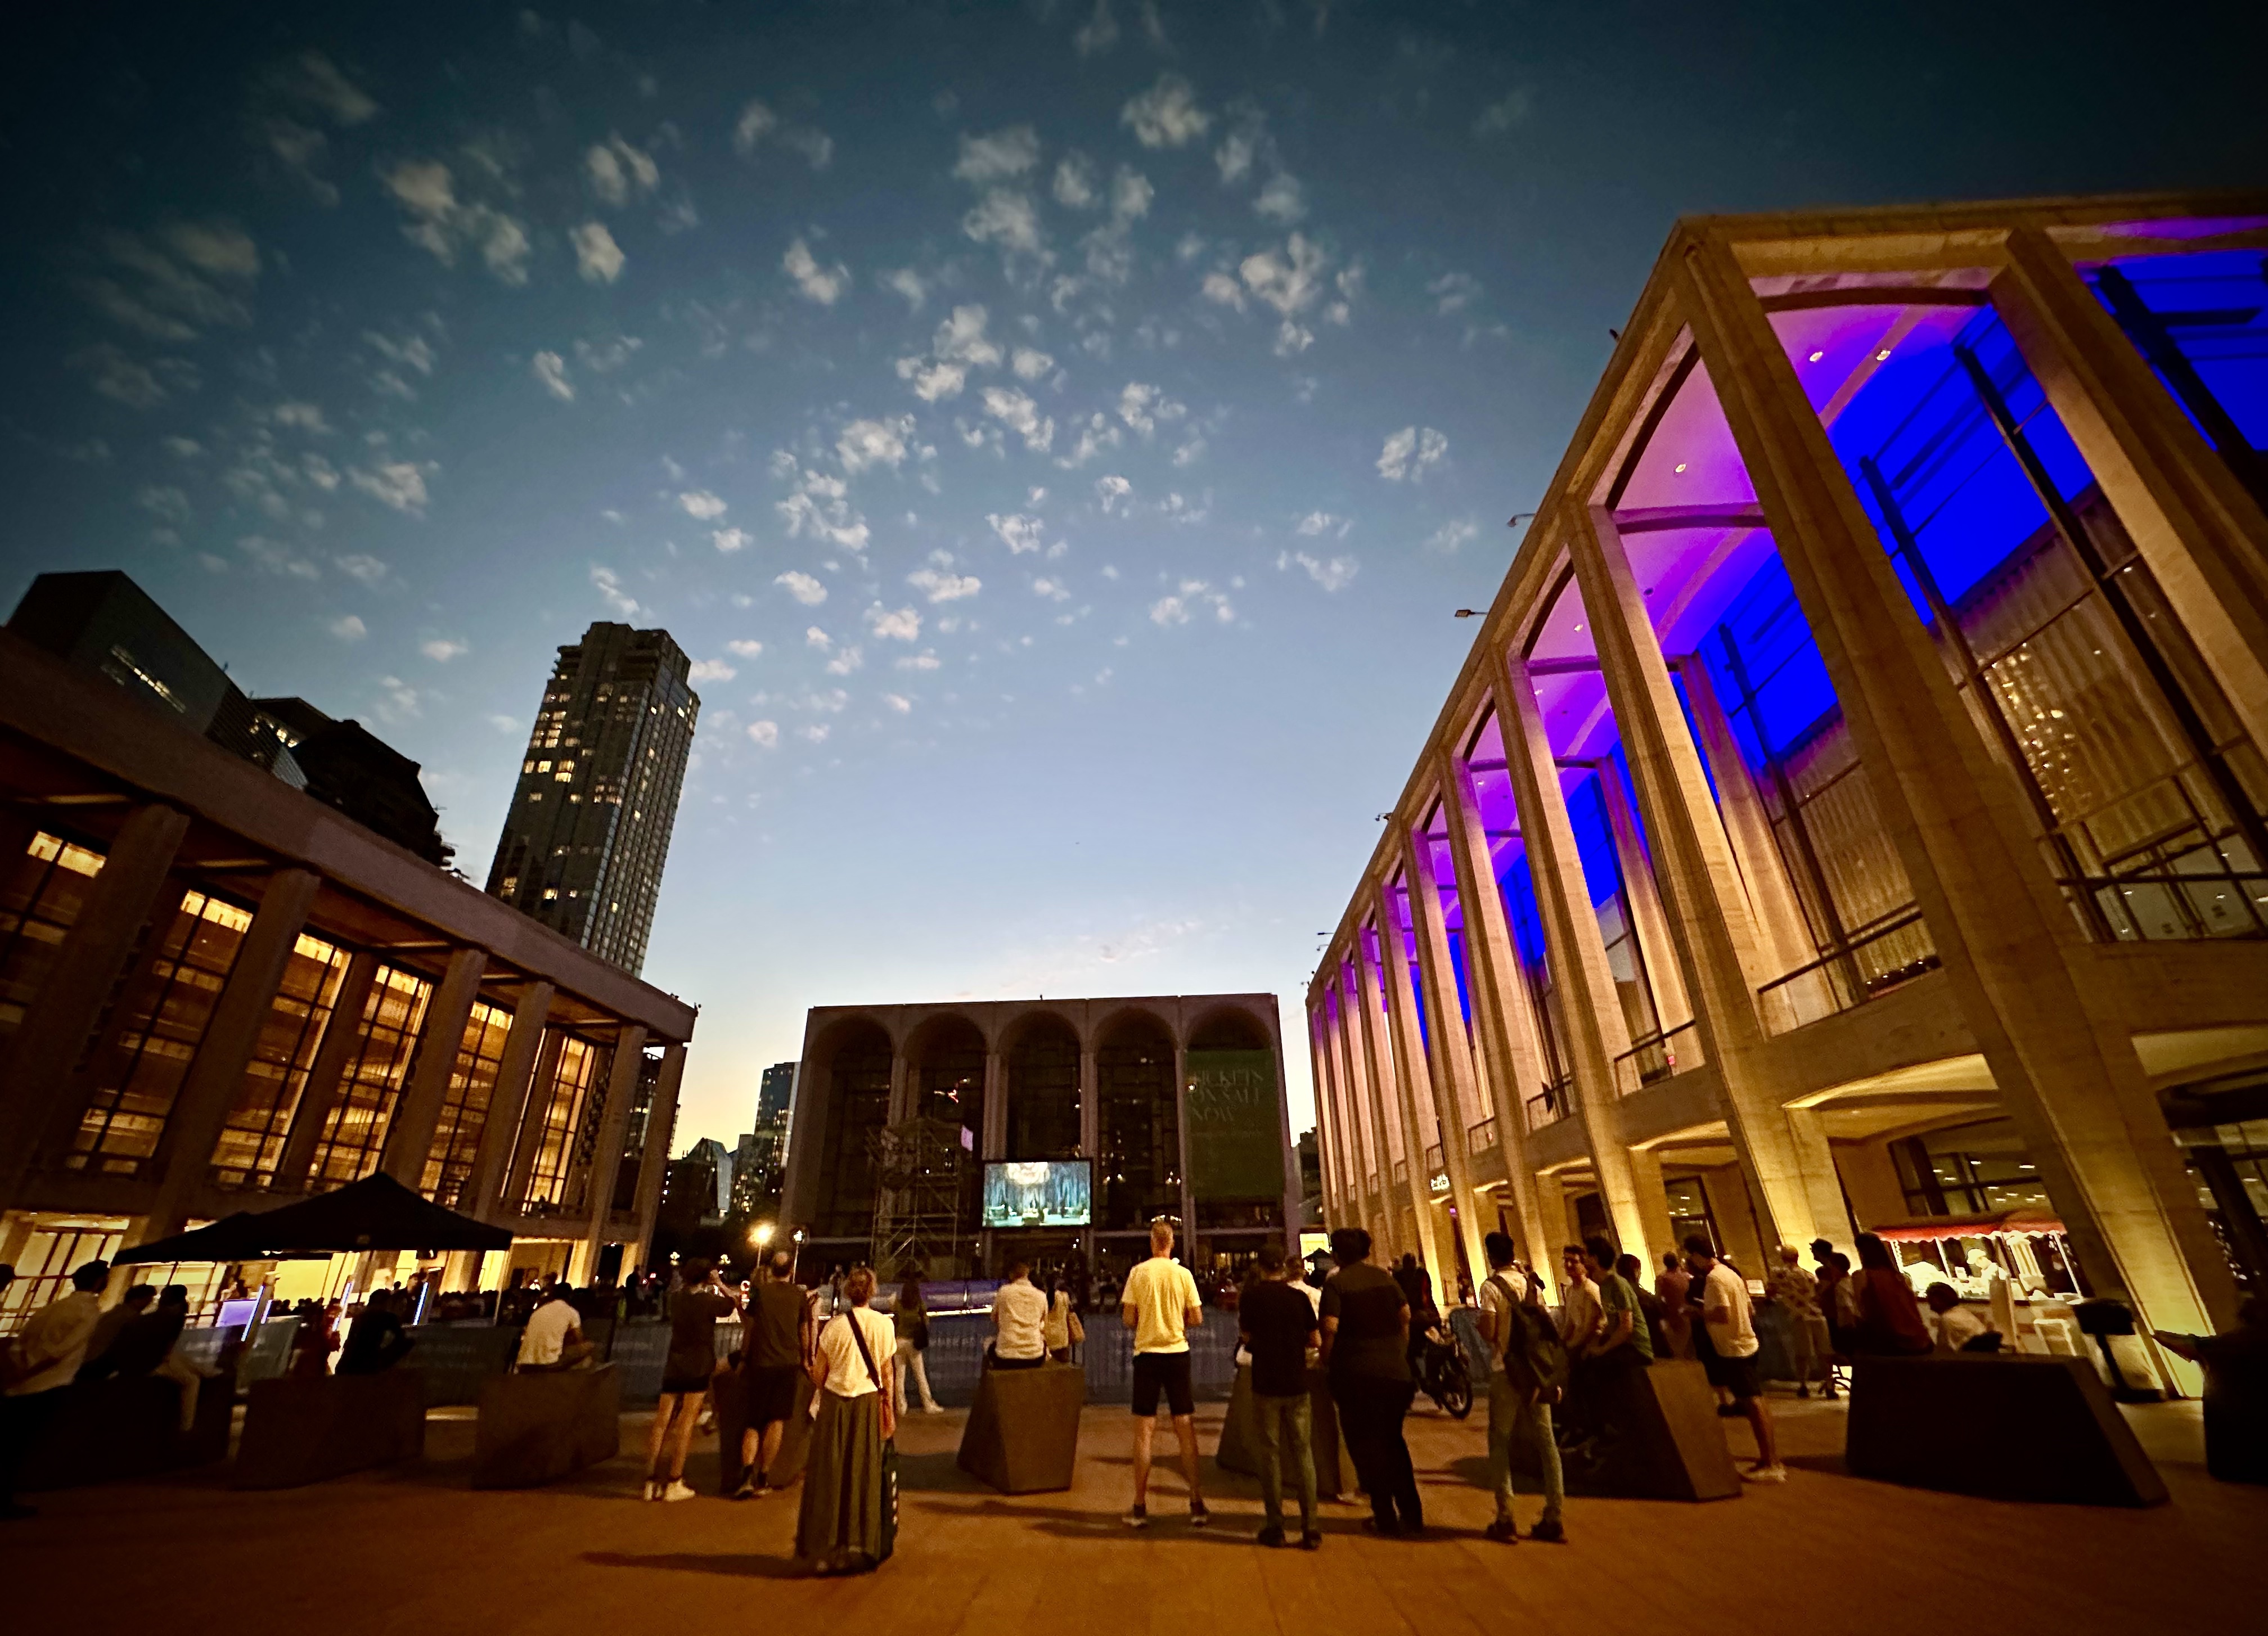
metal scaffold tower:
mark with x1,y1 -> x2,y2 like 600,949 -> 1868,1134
868,1115 -> 970,1281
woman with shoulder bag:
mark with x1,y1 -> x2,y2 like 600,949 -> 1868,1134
892,1274 -> 942,1415
798,1266 -> 898,1575
1045,1274 -> 1084,1363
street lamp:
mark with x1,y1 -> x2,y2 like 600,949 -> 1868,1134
750,1222 -> 775,1249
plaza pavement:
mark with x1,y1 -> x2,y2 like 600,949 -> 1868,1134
9,1394 -> 2265,1635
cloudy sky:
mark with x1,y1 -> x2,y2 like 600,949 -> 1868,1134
4,2 -> 2263,1152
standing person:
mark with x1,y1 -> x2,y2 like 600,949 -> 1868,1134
1765,1245 -> 1824,1396
1654,1252 -> 1694,1360
1238,1241 -> 1321,1551
890,1273 -> 942,1419
286,1300 -> 340,1377
1812,1243 -> 1853,1398
78,1284 -> 154,1376
1321,1227 -> 1423,1538
1684,1237 -> 1783,1482
797,1266 -> 896,1575
1392,1254 -> 1438,1373
1120,1218 -> 1209,1530
1477,1233 -> 1567,1544
1851,1233 -> 1933,1357
737,1250 -> 817,1498
1043,1276 -> 1083,1364
645,1259 -> 736,1503
336,1290 -> 415,1374
988,1257 -> 1048,1371
1618,1254 -> 1670,1360
1,1259 -> 109,1521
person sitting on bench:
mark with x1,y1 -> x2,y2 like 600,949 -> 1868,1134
989,1258 -> 1048,1371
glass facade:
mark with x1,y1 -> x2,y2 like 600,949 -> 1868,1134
811,1026 -> 890,1236
520,1033 -> 605,1213
1006,1018 -> 1081,1159
421,998 -> 514,1206
1888,1117 -> 2053,1216
1095,1016 -> 1181,1231
306,964 -> 432,1187
208,931 -> 351,1187
0,831 -> 104,1047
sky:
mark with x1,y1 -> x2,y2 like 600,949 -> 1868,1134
4,1 -> 2265,1156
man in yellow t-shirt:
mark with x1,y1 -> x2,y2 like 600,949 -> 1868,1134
1119,1218 -> 1207,1529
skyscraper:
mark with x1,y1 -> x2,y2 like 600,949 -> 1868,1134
757,1061 -> 798,1126
486,622 -> 698,975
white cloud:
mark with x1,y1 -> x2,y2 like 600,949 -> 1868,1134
381,160 -> 531,285
953,126 -> 1041,183
1011,346 -> 1054,380
422,637 -> 470,661
824,644 -> 862,677
882,692 -> 913,714
746,719 -> 780,747
962,190 -> 1043,256
1112,167 -> 1154,222
1096,474 -> 1134,515
532,350 -> 574,400
1116,381 -> 1186,437
1032,576 -> 1071,602
591,564 -> 640,615
780,127 -> 834,170
896,650 -> 943,671
1240,232 -> 1328,317
1474,89 -> 1534,136
374,676 -> 421,725
1426,517 -> 1480,553
934,304 -> 1002,367
585,134 -> 659,205
350,461 -> 431,515
1289,551 -> 1358,591
1073,0 -> 1120,56
68,345 -> 195,409
733,100 -> 779,154
1215,128 -> 1257,185
838,415 -> 913,472
882,268 -> 927,310
678,489 -> 727,520
334,553 -> 388,584
1428,271 -> 1480,316
712,526 -> 750,553
1377,426 -> 1448,481
271,400 -> 328,433
908,566 -> 982,602
782,236 -> 849,304
775,454 -> 871,551
1294,511 -> 1343,537
329,615 -> 367,642
1122,73 -> 1210,148
777,570 -> 829,605
1149,593 -> 1189,626
898,359 -> 966,403
806,625 -> 833,649
1052,152 -> 1099,209
982,386 -> 1054,451
735,101 -> 832,169
1253,174 -> 1306,224
1275,319 -> 1313,356
1171,435 -> 1205,467
688,657 -> 736,682
800,723 -> 832,742
727,638 -> 766,657
867,605 -> 921,642
987,513 -> 1046,555
1200,271 -> 1245,312
271,50 -> 377,125
571,222 -> 625,283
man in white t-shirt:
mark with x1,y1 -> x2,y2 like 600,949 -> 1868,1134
1477,1233 -> 1565,1544
1119,1218 -> 1207,1529
515,1285 -> 591,1371
1682,1237 -> 1781,1482
989,1257 -> 1049,1369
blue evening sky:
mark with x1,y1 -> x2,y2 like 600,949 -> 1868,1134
4,2 -> 2263,1151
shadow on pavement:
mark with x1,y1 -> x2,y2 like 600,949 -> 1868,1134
584,1550 -> 804,1579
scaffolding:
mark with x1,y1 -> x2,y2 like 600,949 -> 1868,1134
868,1116 -> 971,1282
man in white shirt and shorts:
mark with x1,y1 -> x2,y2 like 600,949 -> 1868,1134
1120,1218 -> 1209,1529
1682,1236 -> 1784,1482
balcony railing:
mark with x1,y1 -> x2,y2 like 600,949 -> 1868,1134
1757,907 -> 1939,1036
1613,1020 -> 1705,1096
1424,1142 -> 1443,1174
1393,1159 -> 1409,1186
1366,1171 -> 1381,1197
1468,1117 -> 1498,1151
1524,1076 -> 1574,1130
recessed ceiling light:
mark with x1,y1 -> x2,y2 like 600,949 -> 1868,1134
1876,348 -> 1892,360
1673,462 -> 1688,473
1807,350 -> 1824,363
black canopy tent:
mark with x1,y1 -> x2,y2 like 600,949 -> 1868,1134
115,1173 -> 513,1264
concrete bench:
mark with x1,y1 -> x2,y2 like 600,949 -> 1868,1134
958,1362 -> 1085,1493
471,1365 -> 622,1489
1504,1359 -> 1741,1501
233,1370 -> 425,1490
17,1374 -> 233,1493
1215,1363 -> 1356,1500
709,1363 -> 817,1493
1847,1353 -> 2167,1506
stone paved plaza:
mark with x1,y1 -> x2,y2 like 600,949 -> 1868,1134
10,1396 -> 2265,1635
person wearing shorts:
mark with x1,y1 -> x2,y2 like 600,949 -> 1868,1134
1682,1236 -> 1782,1483
735,1250 -> 810,1497
1119,1218 -> 1208,1529
646,1258 -> 737,1502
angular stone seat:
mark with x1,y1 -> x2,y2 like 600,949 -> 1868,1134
234,1370 -> 425,1489
709,1363 -> 817,1493
471,1364 -> 621,1488
1214,1363 -> 1356,1499
17,1374 -> 233,1492
1847,1353 -> 2167,1506
957,1361 -> 1084,1493
1505,1359 -> 1741,1500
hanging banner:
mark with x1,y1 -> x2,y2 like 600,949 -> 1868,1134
1184,1049 -> 1285,1200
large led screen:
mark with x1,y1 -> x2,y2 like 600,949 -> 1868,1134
981,1159 -> 1092,1228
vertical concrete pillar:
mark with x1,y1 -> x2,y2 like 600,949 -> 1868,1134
1078,1042 -> 1099,1159
1992,226 -> 2268,753
886,1048 -> 912,1126
1497,648 -> 1656,1267
0,804 -> 190,1211
1438,750 -> 1556,1270
1172,1035 -> 1197,1260
1305,1005 -> 1338,1226
377,948 -> 488,1188
1623,1145 -> 1676,1264
1677,227 -> 2234,1339
1343,954 -> 1404,1263
272,951 -> 380,1192
500,1029 -> 568,1218
1670,656 -> 1815,976
1369,883 -> 1451,1308
141,868 -> 323,1240
981,1050 -> 1006,1159
464,982 -> 555,1221
577,1025 -> 652,1279
1397,830 -> 1491,1290
1572,505 -> 1853,1258
1592,764 -> 1692,1031
628,1042 -> 686,1277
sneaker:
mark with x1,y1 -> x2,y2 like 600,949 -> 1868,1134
1742,1464 -> 1788,1484
1529,1517 -> 1567,1544
661,1480 -> 698,1502
1123,1504 -> 1149,1529
1189,1500 -> 1211,1529
1362,1516 -> 1400,1538
1256,1525 -> 1286,1548
1299,1531 -> 1322,1552
1484,1518 -> 1519,1544
1796,1384 -> 1811,1399
642,1480 -> 661,1502
925,1404 -> 948,1414
731,1479 -> 755,1501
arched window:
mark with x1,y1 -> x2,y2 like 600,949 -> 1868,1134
1005,1015 -> 1080,1159
1095,1012 -> 1179,1231
813,1020 -> 893,1237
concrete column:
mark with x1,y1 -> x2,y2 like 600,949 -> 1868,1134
1304,1006 -> 1337,1225
1497,648 -> 1657,1266
1438,751 -> 1556,1270
500,1029 -> 568,1218
141,868 -> 322,1239
377,948 -> 488,1189
272,950 -> 380,1192
1592,763 -> 1693,1033
885,1048 -> 911,1126
463,981 -> 555,1222
1369,885 -> 1451,1308
579,1028 -> 656,1276
1624,1145 -> 1676,1264
1571,505 -> 1853,1258
1677,228 -> 2234,1340
1078,1044 -> 1099,1158
1317,1000 -> 1357,1228
1992,226 -> 2268,754
980,1051 -> 1006,1160
1396,831 -> 1490,1289
1670,656 -> 1815,976
1172,1038 -> 1196,1252
0,804 -> 190,1210
628,1042 -> 686,1277
1342,957 -> 1404,1263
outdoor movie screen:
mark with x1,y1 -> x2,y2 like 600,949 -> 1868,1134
980,1159 -> 1093,1228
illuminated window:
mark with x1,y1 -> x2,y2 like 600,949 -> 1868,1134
305,965 -> 432,1186
0,831 -> 105,1045
208,930 -> 351,1187
519,1034 -> 602,1210
421,999 -> 513,1206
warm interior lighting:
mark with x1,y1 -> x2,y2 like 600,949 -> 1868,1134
1876,348 -> 1892,359
750,1222 -> 774,1247
1808,350 -> 1824,362
1673,462 -> 1687,472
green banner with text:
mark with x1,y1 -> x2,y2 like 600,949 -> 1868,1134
1185,1049 -> 1285,1201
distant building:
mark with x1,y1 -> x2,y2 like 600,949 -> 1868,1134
758,1060 -> 798,1126
485,623 -> 698,976
658,1137 -> 729,1242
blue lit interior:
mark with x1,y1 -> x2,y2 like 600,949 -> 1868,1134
2091,249 -> 2268,453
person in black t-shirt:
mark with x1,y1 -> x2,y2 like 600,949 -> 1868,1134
1322,1228 -> 1423,1537
336,1290 -> 414,1375
1239,1241 -> 1321,1549
645,1259 -> 739,1502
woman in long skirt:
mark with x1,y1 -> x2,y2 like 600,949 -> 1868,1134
797,1265 -> 897,1574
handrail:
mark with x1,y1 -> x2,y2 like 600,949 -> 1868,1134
1468,1117 -> 1498,1151
1613,1020 -> 1703,1094
1524,1076 -> 1574,1129
1424,1142 -> 1443,1173
1756,907 -> 1938,1035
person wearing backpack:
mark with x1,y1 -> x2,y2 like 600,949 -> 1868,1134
1476,1231 -> 1568,1544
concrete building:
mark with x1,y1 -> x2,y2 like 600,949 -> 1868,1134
485,623 -> 698,976
0,589 -> 696,1328
1306,192 -> 2268,1387
757,1060 -> 797,1126
781,994 -> 1295,1280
